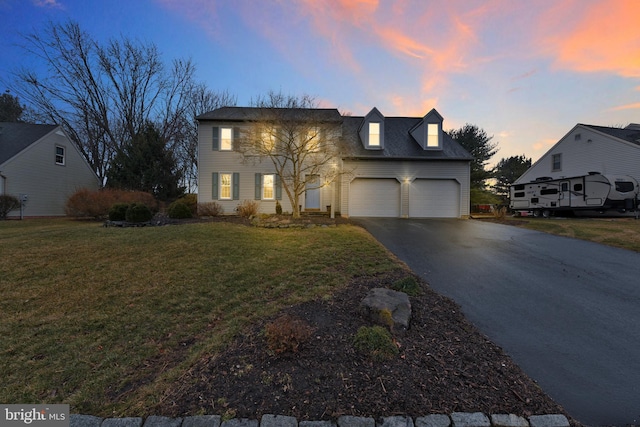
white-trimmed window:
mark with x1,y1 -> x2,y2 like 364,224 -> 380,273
369,122 -> 380,147
552,153 -> 562,171
55,146 -> 65,165
306,128 -> 320,152
262,174 -> 275,200
262,129 -> 275,151
220,128 -> 233,151
427,123 -> 439,148
220,173 -> 232,199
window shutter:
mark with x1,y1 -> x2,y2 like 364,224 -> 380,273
255,173 -> 262,200
233,127 -> 240,151
275,174 -> 282,200
232,172 -> 240,200
212,172 -> 219,199
212,127 -> 219,150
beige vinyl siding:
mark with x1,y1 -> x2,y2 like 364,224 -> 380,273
516,125 -> 640,185
198,120 -> 341,215
198,121 -> 293,215
2,130 -> 100,217
342,159 -> 470,218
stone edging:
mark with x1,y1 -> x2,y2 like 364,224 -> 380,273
70,413 -> 571,427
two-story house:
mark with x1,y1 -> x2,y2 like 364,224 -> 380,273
196,107 -> 472,218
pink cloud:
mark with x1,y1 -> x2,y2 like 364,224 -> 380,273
610,103 -> 640,111
543,0 -> 640,77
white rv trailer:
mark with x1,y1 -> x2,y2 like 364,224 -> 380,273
510,173 -> 639,217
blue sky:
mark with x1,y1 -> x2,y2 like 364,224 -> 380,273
1,0 -> 639,166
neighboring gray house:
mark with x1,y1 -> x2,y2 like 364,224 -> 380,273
0,122 -> 100,217
197,106 -> 472,218
515,123 -> 640,185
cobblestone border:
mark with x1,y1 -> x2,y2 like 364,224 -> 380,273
71,413 -> 570,427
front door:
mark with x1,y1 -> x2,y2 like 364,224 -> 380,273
305,175 -> 321,210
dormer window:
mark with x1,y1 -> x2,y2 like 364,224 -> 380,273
427,124 -> 439,148
410,108 -> 444,150
359,107 -> 385,150
369,123 -> 380,147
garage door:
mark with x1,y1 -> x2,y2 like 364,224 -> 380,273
349,178 -> 400,217
409,179 -> 459,218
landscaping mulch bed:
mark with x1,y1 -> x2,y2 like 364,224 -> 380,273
155,270 -> 578,424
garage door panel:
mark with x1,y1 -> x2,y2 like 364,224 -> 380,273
350,178 -> 400,217
409,179 -> 459,218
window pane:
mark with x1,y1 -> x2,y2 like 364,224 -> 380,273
220,173 -> 232,199
221,128 -> 232,150
263,174 -> 274,199
262,130 -> 275,151
427,124 -> 439,147
369,122 -> 380,146
55,146 -> 65,164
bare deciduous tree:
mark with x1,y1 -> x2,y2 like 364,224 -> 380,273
238,92 -> 346,218
9,20 -> 234,188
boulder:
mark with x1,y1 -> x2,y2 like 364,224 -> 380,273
360,288 -> 411,331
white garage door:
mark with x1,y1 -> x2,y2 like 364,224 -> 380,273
409,179 -> 460,218
349,178 -> 400,217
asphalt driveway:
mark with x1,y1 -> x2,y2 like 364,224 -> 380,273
356,218 -> 640,427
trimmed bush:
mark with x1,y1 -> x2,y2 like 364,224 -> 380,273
236,200 -> 259,218
353,325 -> 399,361
108,203 -> 129,221
275,201 -> 283,215
65,188 -> 159,219
265,315 -> 313,355
0,195 -> 21,219
197,202 -> 223,217
174,194 -> 197,215
125,203 -> 153,223
167,201 -> 192,219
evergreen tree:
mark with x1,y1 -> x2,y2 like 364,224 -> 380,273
449,124 -> 498,189
492,155 -> 532,199
0,92 -> 24,122
107,123 -> 184,201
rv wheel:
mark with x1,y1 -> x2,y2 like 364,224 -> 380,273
533,210 -> 542,218
542,210 -> 551,218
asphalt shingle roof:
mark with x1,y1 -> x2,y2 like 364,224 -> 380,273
0,122 -> 58,165
197,107 -> 473,161
582,124 -> 640,146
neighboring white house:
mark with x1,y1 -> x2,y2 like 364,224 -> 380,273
196,106 -> 472,218
0,122 -> 101,217
515,123 -> 640,185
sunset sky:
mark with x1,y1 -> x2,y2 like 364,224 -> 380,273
1,0 -> 639,165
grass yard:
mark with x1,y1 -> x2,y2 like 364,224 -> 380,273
0,219 -> 402,416
497,216 -> 640,252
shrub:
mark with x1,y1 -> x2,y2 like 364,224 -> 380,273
167,201 -> 192,219
353,325 -> 399,361
125,203 -> 153,223
175,194 -> 197,215
492,205 -> 507,220
275,200 -> 282,215
197,202 -> 223,217
265,314 -> 313,355
65,188 -> 159,219
236,200 -> 259,218
108,203 -> 129,221
391,276 -> 422,296
0,194 -> 21,219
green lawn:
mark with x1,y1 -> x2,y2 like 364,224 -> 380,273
0,219 -> 402,416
